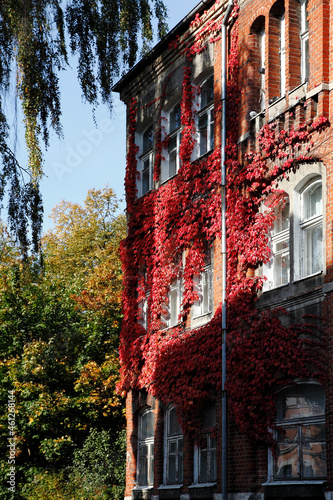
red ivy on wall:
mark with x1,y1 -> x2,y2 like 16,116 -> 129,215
118,0 -> 327,443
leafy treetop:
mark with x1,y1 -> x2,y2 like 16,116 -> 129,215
0,0 -> 167,251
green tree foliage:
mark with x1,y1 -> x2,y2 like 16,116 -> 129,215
0,186 -> 126,497
0,0 -> 167,251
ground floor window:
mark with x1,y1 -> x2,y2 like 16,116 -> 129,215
138,408 -> 154,486
274,383 -> 326,480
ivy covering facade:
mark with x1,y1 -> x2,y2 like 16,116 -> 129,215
114,0 -> 333,498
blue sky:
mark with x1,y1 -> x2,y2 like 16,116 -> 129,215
6,0 -> 197,234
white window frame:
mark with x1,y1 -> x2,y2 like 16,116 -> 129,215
263,194 -> 290,291
162,275 -> 182,329
161,102 -> 181,183
270,383 -> 326,482
192,247 -> 213,320
259,27 -> 266,111
164,406 -> 183,485
193,403 -> 217,485
137,125 -> 153,197
137,408 -> 155,487
300,0 -> 309,82
294,178 -> 323,280
138,267 -> 149,330
197,75 -> 215,158
262,168 -> 324,291
280,12 -> 286,96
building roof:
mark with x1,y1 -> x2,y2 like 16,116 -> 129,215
112,0 -> 215,93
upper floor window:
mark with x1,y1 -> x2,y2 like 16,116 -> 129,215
280,12 -> 286,96
250,17 -> 266,113
299,179 -> 323,278
198,75 -> 214,156
138,266 -> 149,330
193,246 -> 213,319
262,172 -> 323,291
274,383 -> 326,480
263,194 -> 290,291
162,256 -> 183,329
259,27 -> 266,111
300,0 -> 309,82
161,102 -> 182,183
165,406 -> 183,484
138,408 -> 154,486
139,125 -> 154,196
168,102 -> 182,178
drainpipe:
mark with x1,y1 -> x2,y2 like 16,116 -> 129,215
221,2 -> 233,500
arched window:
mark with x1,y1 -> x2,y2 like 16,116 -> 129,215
165,406 -> 183,484
198,75 -> 214,156
298,178 -> 323,278
274,383 -> 326,480
138,408 -> 154,486
250,16 -> 266,113
279,11 -> 286,96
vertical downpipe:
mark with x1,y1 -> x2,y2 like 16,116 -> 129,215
221,2 -> 233,500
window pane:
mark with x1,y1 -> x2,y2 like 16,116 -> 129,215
201,76 -> 214,108
276,385 -> 325,421
141,411 -> 154,438
276,442 -> 299,479
169,407 -> 182,435
210,448 -> 217,481
303,183 -> 322,220
305,223 -> 322,274
170,103 -> 181,133
273,243 -> 289,287
199,113 -> 208,156
142,158 -> 151,195
210,118 -> 215,151
303,442 -> 326,478
303,424 -> 326,442
168,454 -> 176,483
199,449 -> 208,482
203,403 -> 216,429
143,126 -> 153,153
179,452 -> 183,482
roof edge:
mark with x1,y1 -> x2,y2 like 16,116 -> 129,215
112,0 -> 215,94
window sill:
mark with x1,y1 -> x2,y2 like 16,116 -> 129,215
191,311 -> 213,328
263,480 -> 325,485
158,484 -> 183,490
189,482 -> 217,488
294,270 -> 323,283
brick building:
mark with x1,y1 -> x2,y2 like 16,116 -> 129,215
113,0 -> 333,499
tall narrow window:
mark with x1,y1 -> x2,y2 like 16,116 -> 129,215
259,27 -> 266,111
138,267 -> 149,330
300,180 -> 323,277
138,409 -> 154,486
280,12 -> 286,96
196,403 -> 217,483
274,384 -> 326,480
263,194 -> 290,290
165,406 -> 183,484
162,256 -> 182,329
300,0 -> 309,82
168,102 -> 182,178
141,125 -> 153,196
193,246 -> 212,318
198,75 -> 214,156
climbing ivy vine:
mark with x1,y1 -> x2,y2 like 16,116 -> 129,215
119,0 -> 327,443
